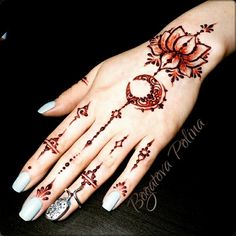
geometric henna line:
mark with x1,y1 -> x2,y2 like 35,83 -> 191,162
146,23 -> 215,84
113,181 -> 127,197
84,75 -> 166,148
58,153 -> 79,174
69,102 -> 90,126
80,163 -> 102,189
36,179 -> 55,201
37,129 -> 66,159
110,135 -> 128,154
81,76 -> 89,86
131,139 -> 154,171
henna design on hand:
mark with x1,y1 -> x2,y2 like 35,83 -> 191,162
113,181 -> 127,197
58,153 -> 79,174
38,130 -> 66,159
131,139 -> 154,171
81,163 -> 102,189
85,75 -> 166,148
146,24 -> 215,84
36,180 -> 55,201
69,102 -> 90,126
110,135 -> 128,154
81,76 -> 89,86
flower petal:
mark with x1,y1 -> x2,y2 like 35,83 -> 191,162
149,36 -> 163,55
161,53 -> 180,69
167,26 -> 186,51
174,35 -> 196,54
179,62 -> 192,77
160,31 -> 170,52
183,43 -> 211,61
186,57 -> 207,68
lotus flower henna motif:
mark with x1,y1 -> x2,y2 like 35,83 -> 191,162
146,24 -> 215,83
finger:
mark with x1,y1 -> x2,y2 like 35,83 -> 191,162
44,133 -> 139,221
38,63 -> 102,116
12,100 -> 95,193
102,137 -> 159,212
17,119 -> 121,221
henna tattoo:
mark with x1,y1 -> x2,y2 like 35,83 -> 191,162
110,135 -> 128,154
81,163 -> 102,188
36,180 -> 54,201
81,76 -> 88,86
58,153 -> 79,174
38,130 -> 66,159
146,24 -> 215,84
27,166 -> 32,170
69,102 -> 90,126
131,139 -> 154,171
113,181 -> 127,197
84,75 -> 166,148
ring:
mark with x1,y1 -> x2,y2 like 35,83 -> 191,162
45,185 -> 83,221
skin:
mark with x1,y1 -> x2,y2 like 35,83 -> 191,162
14,1 -> 235,221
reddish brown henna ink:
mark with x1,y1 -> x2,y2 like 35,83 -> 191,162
38,130 -> 66,159
81,76 -> 88,86
113,181 -> 127,197
36,180 -> 55,201
58,153 -> 79,174
81,163 -> 102,188
84,75 -> 166,148
110,136 -> 128,154
131,139 -> 154,171
69,102 -> 90,126
146,24 -> 215,84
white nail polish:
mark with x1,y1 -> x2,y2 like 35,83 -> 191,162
19,197 -> 42,221
12,172 -> 31,193
1,32 -> 7,40
37,101 -> 55,114
102,191 -> 120,211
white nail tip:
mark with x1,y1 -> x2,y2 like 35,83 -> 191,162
102,191 -> 120,212
12,172 -> 31,193
37,101 -> 55,114
1,32 -> 7,40
19,197 -> 42,221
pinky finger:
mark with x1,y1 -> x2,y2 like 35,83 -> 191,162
102,137 -> 159,212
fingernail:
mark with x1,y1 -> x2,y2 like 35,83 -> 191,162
102,191 -> 120,211
12,172 -> 31,193
19,197 -> 42,221
1,32 -> 7,40
37,101 -> 55,114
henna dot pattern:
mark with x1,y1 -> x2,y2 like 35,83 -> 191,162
84,74 -> 166,148
58,154 -> 79,174
131,139 -> 154,171
36,180 -> 54,201
113,182 -> 127,197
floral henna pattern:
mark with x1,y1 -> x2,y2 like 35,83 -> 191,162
146,24 -> 215,83
38,130 -> 66,159
131,139 -> 154,171
69,102 -> 90,125
110,136 -> 128,154
113,181 -> 127,197
85,74 -> 166,148
81,163 -> 102,188
36,180 -> 54,201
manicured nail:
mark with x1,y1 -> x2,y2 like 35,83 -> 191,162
19,197 -> 42,221
1,32 -> 7,40
102,191 -> 120,211
37,101 -> 55,114
12,172 -> 31,193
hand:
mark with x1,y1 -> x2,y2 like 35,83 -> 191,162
11,1 -> 234,222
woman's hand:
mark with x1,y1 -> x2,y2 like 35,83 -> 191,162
12,1 -> 235,221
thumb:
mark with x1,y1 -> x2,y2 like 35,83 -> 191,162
37,64 -> 101,117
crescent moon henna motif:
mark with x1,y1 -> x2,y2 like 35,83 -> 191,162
126,74 -> 167,112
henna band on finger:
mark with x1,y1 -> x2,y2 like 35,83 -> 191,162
45,185 -> 83,221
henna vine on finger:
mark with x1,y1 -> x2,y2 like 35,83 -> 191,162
110,135 -> 128,154
38,130 -> 66,159
146,24 -> 215,84
36,180 -> 55,201
131,139 -> 154,171
69,102 -> 90,126
85,74 -> 166,148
